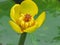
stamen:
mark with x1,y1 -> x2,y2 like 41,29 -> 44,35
24,14 -> 31,22
17,14 -> 35,30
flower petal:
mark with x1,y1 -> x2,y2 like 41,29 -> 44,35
10,4 -> 21,22
26,0 -> 31,1
20,0 -> 38,17
36,12 -> 46,28
24,22 -> 38,33
9,20 -> 23,33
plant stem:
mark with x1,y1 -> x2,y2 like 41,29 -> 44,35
19,33 -> 27,45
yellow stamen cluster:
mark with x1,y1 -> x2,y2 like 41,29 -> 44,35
17,14 -> 35,30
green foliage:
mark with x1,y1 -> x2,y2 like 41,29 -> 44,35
0,0 -> 60,45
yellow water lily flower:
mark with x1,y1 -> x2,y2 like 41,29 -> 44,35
9,0 -> 46,33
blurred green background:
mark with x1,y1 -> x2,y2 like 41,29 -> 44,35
0,0 -> 60,45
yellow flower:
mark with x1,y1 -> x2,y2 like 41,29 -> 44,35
9,0 -> 46,33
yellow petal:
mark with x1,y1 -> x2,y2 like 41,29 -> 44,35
36,12 -> 46,28
9,20 -> 23,33
20,0 -> 38,17
24,22 -> 38,33
26,0 -> 31,1
10,4 -> 21,22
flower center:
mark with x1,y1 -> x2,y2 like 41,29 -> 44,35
24,14 -> 31,22
17,14 -> 35,30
